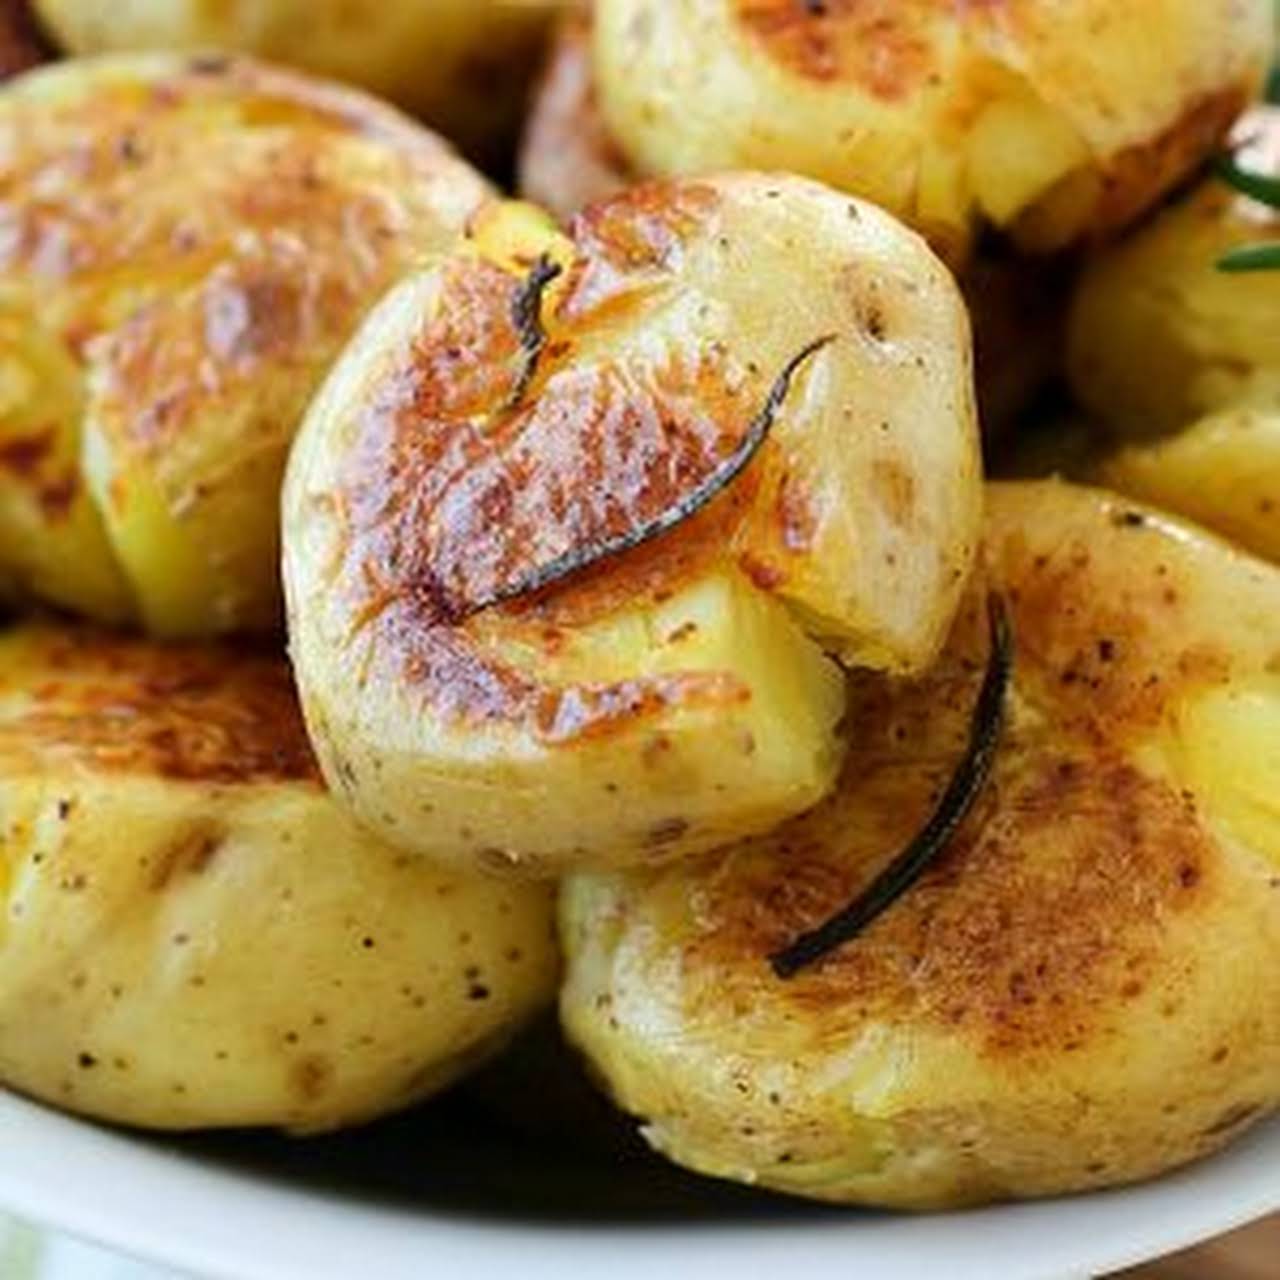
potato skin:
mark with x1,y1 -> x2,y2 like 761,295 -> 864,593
1070,106 -> 1280,439
520,14 -> 1083,442
592,0 -> 1271,265
33,0 -> 559,164
561,480 -> 1280,1209
0,53 -> 489,635
0,623 -> 558,1134
284,175 -> 980,875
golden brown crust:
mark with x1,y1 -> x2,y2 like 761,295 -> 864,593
2,57 -> 470,401
604,482 -> 1272,1062
679,607 -> 1215,1062
735,0 -> 937,97
559,480 -> 1280,1205
0,625 -> 320,785
592,0 -> 1270,264
331,181 -> 816,743
0,53 -> 488,634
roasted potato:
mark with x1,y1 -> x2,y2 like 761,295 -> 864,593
1101,405 -> 1280,563
521,14 -> 1091,441
1069,105 -> 1280,438
0,53 -> 489,635
561,480 -> 1280,1209
283,176 -> 981,875
0,622 -> 558,1134
590,0 -> 1272,266
32,0 -> 560,164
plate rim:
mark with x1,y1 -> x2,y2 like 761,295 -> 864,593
1,1091 -> 1277,1280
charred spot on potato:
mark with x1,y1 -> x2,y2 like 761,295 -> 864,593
292,1055 -> 334,1102
566,181 -> 720,288
4,629 -> 321,785
148,821 -> 227,891
735,0 -> 934,98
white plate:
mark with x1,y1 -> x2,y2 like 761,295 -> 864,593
0,1088 -> 1277,1280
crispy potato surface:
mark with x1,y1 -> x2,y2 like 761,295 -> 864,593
561,481 -> 1280,1208
0,622 -> 558,1133
283,176 -> 980,875
591,0 -> 1272,264
0,53 -> 489,634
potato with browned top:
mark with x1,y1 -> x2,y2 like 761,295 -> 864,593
283,176 -> 981,875
561,481 -> 1280,1208
590,0 -> 1271,266
0,53 -> 489,634
0,622 -> 558,1133
32,0 -> 560,164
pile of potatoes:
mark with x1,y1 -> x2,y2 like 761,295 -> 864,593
0,0 -> 1276,1212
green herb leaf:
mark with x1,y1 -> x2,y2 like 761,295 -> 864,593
1213,153 -> 1280,209
1217,242 -> 1280,272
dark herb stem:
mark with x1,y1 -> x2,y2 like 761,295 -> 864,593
1212,145 -> 1280,274
507,254 -> 564,409
770,594 -> 1013,980
464,333 -> 835,618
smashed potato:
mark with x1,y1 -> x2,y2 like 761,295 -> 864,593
0,53 -> 489,634
590,0 -> 1272,265
1070,105 -> 1280,438
0,622 -> 558,1133
521,13 -> 1095,439
1101,406 -> 1280,564
562,481 -> 1280,1209
32,0 -> 559,163
283,176 -> 980,875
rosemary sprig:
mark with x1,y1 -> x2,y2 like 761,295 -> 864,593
461,334 -> 835,619
507,254 -> 564,409
1213,152 -> 1280,209
770,595 -> 1013,979
1213,135 -> 1280,273
1218,242 -> 1280,272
